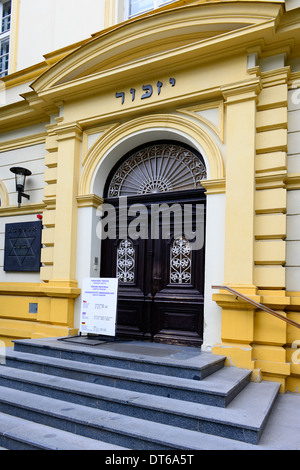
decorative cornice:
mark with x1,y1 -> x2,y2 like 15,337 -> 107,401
289,71 -> 300,87
212,292 -> 261,311
76,194 -> 104,208
42,280 -> 81,298
0,202 -> 45,217
0,101 -> 49,133
260,66 -> 291,88
1,62 -> 49,90
256,170 -> 287,190
0,281 -> 80,298
55,122 -> 83,142
32,16 -> 278,100
0,132 -> 47,152
43,197 -> 56,210
201,178 -> 226,194
221,78 -> 262,105
21,91 -> 60,116
286,173 -> 300,190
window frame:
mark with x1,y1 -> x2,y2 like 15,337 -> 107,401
0,37 -> 9,77
124,0 -> 176,19
1,0 -> 11,34
0,0 -> 11,77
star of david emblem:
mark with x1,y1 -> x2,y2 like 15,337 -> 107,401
7,231 -> 36,266
4,221 -> 42,272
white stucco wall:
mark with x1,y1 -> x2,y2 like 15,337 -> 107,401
202,192 -> 225,350
0,142 -> 45,205
15,0 -> 106,71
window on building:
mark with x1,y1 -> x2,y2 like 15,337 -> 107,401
1,0 -> 10,32
0,1 -> 11,77
127,0 -> 176,18
0,37 -> 9,77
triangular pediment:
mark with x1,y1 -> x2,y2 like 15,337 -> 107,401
31,1 -> 283,98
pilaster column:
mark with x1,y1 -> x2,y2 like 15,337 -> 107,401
212,79 -> 262,372
51,122 -> 83,285
222,79 -> 261,289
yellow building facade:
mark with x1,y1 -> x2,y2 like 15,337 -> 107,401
1,0 -> 300,393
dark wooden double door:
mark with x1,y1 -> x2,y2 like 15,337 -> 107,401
100,190 -> 206,346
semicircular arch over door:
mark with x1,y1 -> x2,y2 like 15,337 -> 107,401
106,142 -> 207,197
100,141 -> 207,346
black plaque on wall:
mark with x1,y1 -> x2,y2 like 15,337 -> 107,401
4,221 -> 42,272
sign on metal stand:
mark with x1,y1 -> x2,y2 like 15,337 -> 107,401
58,278 -> 119,345
79,278 -> 119,337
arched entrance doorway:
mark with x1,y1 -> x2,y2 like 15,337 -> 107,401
100,141 -> 207,346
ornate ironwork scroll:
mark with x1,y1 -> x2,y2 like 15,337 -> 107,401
170,237 -> 192,284
108,144 -> 206,197
116,239 -> 136,283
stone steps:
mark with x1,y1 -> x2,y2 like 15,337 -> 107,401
3,349 -> 251,407
0,338 -> 281,450
0,411 -> 128,450
0,393 -> 260,450
12,338 -> 226,380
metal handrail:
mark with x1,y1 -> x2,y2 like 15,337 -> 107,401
212,285 -> 300,330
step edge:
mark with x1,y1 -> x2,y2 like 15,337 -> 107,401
0,387 -> 262,448
0,364 -> 251,402
3,351 -> 250,396
0,381 -> 277,433
0,412 -> 129,450
13,339 -> 226,370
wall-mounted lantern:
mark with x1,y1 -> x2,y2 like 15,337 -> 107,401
10,167 -> 32,208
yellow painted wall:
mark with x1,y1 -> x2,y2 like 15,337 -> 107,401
0,283 -> 79,345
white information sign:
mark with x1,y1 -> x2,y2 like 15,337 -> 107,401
80,278 -> 119,336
